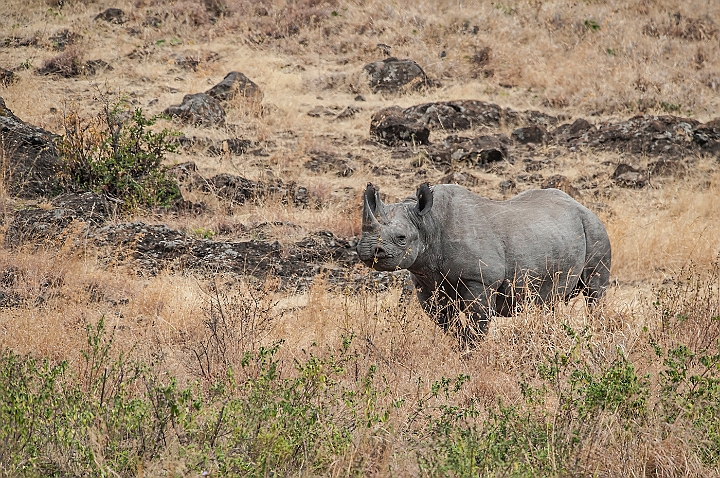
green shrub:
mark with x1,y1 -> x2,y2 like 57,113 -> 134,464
58,96 -> 181,212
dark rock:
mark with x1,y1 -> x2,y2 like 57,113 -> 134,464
612,164 -> 647,188
0,68 -> 17,86
4,192 -> 111,247
205,174 -> 315,207
512,125 -> 546,144
89,223 -> 359,288
95,8 -> 126,24
163,93 -> 226,127
426,134 -> 508,165
354,95 -> 366,102
83,59 -> 112,75
0,96 -> 63,198
402,100 -> 503,131
693,118 -> 720,155
363,57 -> 433,93
369,106 -> 430,146
472,47 -> 491,67
552,118 -> 594,142
49,29 -> 80,50
541,174 -> 580,198
207,138 -> 254,156
205,71 -> 261,102
0,36 -> 38,48
303,151 -> 355,177
580,115 -> 699,158
524,158 -> 549,172
505,110 -> 560,128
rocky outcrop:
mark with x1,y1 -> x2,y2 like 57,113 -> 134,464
0,96 -> 63,198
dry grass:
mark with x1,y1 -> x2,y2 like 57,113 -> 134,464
1,0 -> 720,475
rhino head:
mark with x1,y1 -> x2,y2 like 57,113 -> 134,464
357,182 -> 433,271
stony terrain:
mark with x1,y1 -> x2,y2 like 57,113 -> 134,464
2,0 -> 720,475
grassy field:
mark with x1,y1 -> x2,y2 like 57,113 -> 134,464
1,0 -> 720,476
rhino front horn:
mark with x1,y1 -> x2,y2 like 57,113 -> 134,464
362,183 -> 384,230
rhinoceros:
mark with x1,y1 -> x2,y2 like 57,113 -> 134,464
357,183 -> 611,346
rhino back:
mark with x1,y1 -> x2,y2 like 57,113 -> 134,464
424,186 -> 591,284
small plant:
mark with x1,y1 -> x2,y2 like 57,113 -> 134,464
584,19 -> 601,31
57,93 -> 181,211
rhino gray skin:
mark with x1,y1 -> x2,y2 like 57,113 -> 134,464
357,183 -> 611,346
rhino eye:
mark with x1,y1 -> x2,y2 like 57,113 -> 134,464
396,235 -> 407,245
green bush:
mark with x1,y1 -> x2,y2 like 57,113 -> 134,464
58,97 -> 181,212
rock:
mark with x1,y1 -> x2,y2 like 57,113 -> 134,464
89,222 -> 359,288
0,96 -> 63,198
83,59 -> 112,75
551,118 -> 595,142
693,118 -> 720,155
303,151 -> 355,177
612,164 -> 648,188
580,115 -> 699,158
207,138 -> 254,156
426,134 -> 509,165
541,174 -> 580,198
354,95 -> 366,102
95,8 -> 126,24
0,68 -> 17,86
49,29 -> 80,50
369,106 -> 430,146
205,71 -> 261,102
205,174 -> 315,207
163,93 -> 226,127
363,57 -> 433,93
512,125 -> 546,144
402,100 -> 503,131
4,192 -> 111,247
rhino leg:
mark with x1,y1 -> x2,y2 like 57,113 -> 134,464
581,242 -> 612,307
416,284 -> 457,334
457,281 -> 497,347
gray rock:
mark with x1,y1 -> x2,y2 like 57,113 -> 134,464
369,106 -> 430,146
95,8 -> 125,24
164,93 -> 226,127
205,71 -> 261,102
363,57 -> 433,93
0,96 -> 63,198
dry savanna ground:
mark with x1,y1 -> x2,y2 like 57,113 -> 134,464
1,0 -> 720,476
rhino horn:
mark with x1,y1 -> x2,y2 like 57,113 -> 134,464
362,183 -> 385,230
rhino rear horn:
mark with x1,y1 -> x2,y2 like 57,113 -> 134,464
415,183 -> 434,216
363,183 -> 385,229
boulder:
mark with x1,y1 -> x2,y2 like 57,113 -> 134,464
511,125 -> 546,144
205,71 -> 261,102
369,106 -> 430,146
363,57 -> 433,93
4,192 -> 111,247
163,93 -> 226,127
0,96 -> 63,198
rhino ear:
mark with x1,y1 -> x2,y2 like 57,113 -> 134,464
415,183 -> 434,216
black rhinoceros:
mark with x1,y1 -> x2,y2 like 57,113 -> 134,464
357,183 -> 611,346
